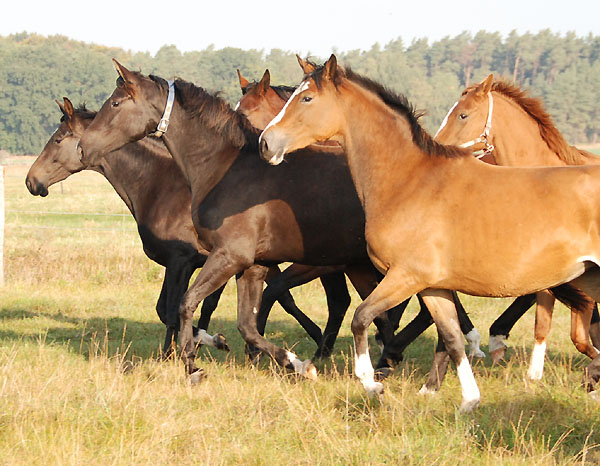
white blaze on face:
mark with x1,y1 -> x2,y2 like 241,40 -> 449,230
434,101 -> 458,139
234,101 -> 240,111
259,79 -> 311,141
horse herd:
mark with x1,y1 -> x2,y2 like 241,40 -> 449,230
24,54 -> 600,412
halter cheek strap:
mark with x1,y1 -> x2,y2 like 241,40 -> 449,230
435,92 -> 495,159
458,92 -> 494,158
152,80 -> 175,137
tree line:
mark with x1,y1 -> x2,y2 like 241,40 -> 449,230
0,30 -> 599,155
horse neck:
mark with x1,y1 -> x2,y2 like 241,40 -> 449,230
97,138 -> 172,218
161,102 -> 241,203
490,93 -> 571,167
339,82 -> 432,205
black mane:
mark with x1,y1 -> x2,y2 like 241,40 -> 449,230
311,65 -> 469,159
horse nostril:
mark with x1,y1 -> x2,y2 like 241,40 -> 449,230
260,137 -> 268,156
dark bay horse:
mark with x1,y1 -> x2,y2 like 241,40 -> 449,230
77,61 -> 425,382
235,67 -> 486,369
27,98 -> 338,358
259,55 -> 600,411
435,74 -> 600,378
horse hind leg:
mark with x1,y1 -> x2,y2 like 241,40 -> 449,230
453,291 -> 485,358
488,294 -> 536,363
527,290 -> 554,380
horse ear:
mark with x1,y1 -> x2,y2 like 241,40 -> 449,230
296,54 -> 315,74
258,69 -> 271,95
237,69 -> 250,90
477,74 -> 494,96
323,54 -> 338,81
56,99 -> 66,116
112,58 -> 138,96
62,97 -> 75,119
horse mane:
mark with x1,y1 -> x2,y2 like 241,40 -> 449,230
311,65 -> 469,159
142,74 -> 260,151
463,80 -> 586,165
61,103 -> 96,122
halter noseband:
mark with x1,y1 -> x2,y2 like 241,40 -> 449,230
151,79 -> 175,137
435,92 -> 495,159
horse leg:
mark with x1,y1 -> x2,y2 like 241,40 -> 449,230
570,299 -> 599,360
489,294 -> 536,363
589,304 -> 600,350
345,265 -> 399,348
351,272 -> 423,396
179,250 -> 247,379
236,264 -> 317,379
374,295 -> 431,378
420,289 -> 480,412
194,283 -> 229,352
453,291 -> 484,358
526,290 -> 554,380
418,333 -> 451,395
314,271 -> 351,359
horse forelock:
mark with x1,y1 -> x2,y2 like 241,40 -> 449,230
464,80 -> 585,165
311,64 -> 468,159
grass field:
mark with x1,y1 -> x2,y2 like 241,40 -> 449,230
2,157 -> 600,465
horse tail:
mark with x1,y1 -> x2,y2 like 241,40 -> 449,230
549,283 -> 595,313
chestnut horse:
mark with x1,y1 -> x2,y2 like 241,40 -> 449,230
78,60 -> 440,382
235,67 -> 485,370
28,98 -> 351,359
435,74 -> 600,378
259,55 -> 600,411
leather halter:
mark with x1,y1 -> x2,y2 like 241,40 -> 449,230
151,80 -> 175,137
435,92 -> 495,160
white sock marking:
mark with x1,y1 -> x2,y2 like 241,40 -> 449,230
465,328 -> 486,358
456,357 -> 480,411
354,343 -> 383,395
196,329 -> 217,347
527,341 -> 546,380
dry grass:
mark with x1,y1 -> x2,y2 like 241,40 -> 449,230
2,160 -> 600,465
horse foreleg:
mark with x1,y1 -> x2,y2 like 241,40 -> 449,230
453,291 -> 484,358
315,271 -> 351,359
179,250 -> 245,380
421,289 -> 480,412
526,290 -> 555,380
589,304 -> 600,350
489,294 -> 536,363
236,264 -> 317,379
570,299 -> 599,360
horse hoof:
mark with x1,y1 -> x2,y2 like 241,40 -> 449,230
418,384 -> 438,396
374,366 -> 393,381
213,333 -> 230,352
301,360 -> 318,381
588,390 -> 599,401
470,349 -> 486,359
490,348 -> 506,364
459,397 -> 480,413
363,380 -> 384,397
189,368 -> 206,385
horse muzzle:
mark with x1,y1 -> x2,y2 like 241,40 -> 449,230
25,177 -> 48,197
259,131 -> 286,166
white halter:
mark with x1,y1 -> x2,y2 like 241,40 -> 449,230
152,80 -> 175,137
435,92 -> 495,159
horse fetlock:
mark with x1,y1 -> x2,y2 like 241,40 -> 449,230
459,397 -> 480,413
362,380 -> 384,397
465,328 -> 486,358
213,333 -> 230,352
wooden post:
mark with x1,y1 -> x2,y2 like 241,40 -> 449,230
0,165 -> 4,286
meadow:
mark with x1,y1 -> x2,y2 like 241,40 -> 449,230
2,155 -> 600,465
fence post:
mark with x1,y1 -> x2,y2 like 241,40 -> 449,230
0,165 -> 4,286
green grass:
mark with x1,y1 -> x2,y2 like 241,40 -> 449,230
2,160 -> 600,464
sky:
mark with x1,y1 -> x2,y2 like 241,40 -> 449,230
1,0 -> 599,58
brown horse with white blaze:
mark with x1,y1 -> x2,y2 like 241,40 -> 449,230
435,74 -> 600,379
259,55 -> 600,411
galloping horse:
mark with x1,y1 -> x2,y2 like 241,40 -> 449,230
235,66 -> 486,372
78,60 -> 435,382
259,55 -> 600,411
435,75 -> 600,378
27,98 -> 346,359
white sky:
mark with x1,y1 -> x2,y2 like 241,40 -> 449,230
2,0 -> 599,58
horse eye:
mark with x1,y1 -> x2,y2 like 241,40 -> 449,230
111,100 -> 120,108
459,113 -> 468,120
301,96 -> 312,103
54,138 -> 62,144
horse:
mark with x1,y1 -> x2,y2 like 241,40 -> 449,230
259,54 -> 600,411
435,74 -> 600,379
235,66 -> 486,371
27,98 -> 351,360
77,60 -> 445,383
